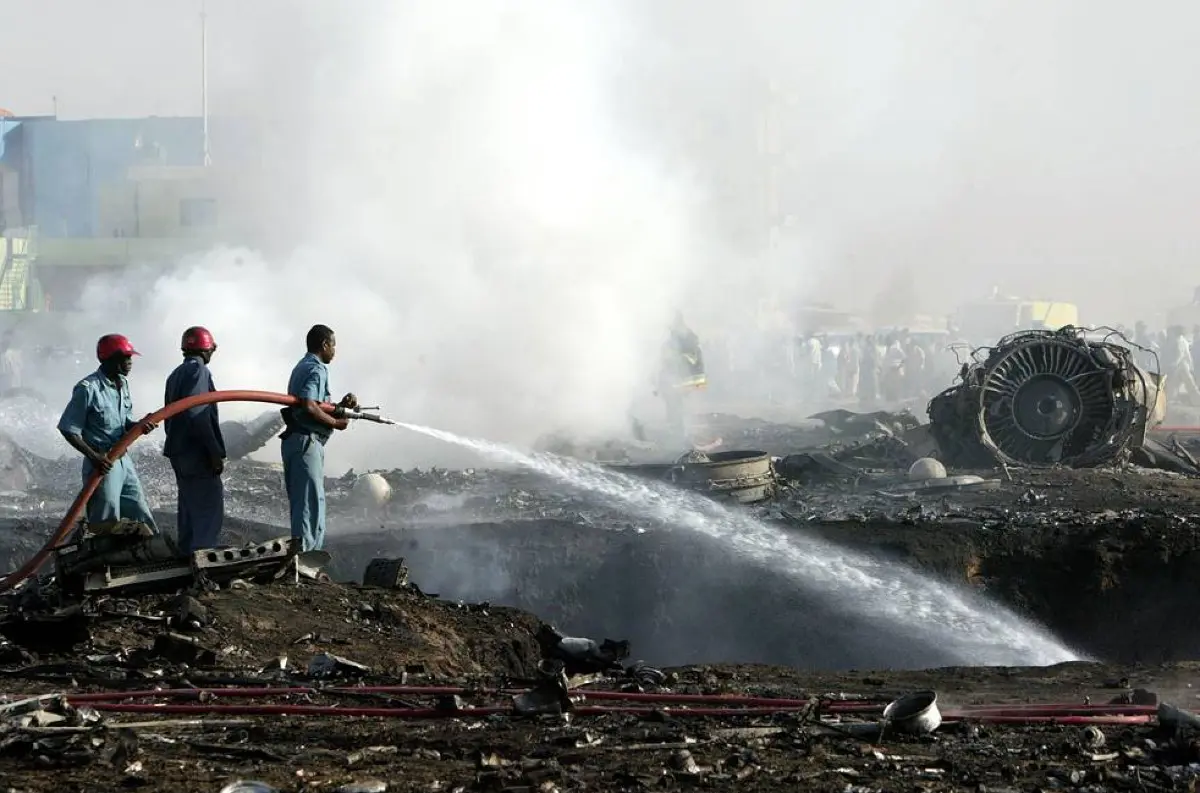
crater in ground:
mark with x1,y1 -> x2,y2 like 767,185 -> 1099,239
3,445 -> 1199,671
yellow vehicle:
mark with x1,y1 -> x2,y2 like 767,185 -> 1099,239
954,295 -> 1079,342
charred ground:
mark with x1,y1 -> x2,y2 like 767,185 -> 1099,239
0,411 -> 1199,790
0,580 -> 1197,792
3,414 -> 1200,668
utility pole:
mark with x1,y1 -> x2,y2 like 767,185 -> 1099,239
201,0 -> 211,166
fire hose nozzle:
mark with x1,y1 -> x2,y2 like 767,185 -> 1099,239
354,412 -> 396,425
333,406 -> 395,425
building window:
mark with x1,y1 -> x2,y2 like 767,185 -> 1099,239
180,198 -> 217,228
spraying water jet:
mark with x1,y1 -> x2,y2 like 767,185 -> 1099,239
393,421 -> 1082,667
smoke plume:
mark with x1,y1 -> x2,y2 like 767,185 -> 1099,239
5,0 -> 1200,471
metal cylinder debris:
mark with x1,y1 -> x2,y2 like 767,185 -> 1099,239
883,690 -> 942,735
670,450 -> 775,504
612,450 -> 776,504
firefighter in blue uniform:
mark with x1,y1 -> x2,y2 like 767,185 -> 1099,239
163,326 -> 227,552
280,324 -> 357,551
57,334 -> 158,532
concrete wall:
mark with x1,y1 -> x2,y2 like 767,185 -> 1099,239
1,117 -> 205,238
97,165 -> 227,239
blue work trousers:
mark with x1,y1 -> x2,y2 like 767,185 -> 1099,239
82,456 -> 157,531
281,432 -> 326,551
169,453 -> 225,553
662,388 -> 688,445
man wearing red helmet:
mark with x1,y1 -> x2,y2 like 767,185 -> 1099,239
57,334 -> 158,532
163,326 -> 227,552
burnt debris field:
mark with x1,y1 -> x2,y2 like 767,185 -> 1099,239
3,350 -> 1200,790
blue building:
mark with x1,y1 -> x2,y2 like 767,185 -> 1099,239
1,117 -> 204,237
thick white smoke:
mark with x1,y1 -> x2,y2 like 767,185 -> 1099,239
13,0 -> 1200,472
70,1 -> 710,473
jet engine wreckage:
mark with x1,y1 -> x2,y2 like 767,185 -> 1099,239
532,327 -> 1189,505
927,327 -> 1167,469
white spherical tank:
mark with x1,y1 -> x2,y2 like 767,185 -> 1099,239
351,472 -> 393,508
908,457 -> 947,481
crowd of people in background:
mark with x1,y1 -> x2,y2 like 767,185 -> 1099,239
701,321 -> 1200,412
1127,322 -> 1200,405
705,330 -> 967,409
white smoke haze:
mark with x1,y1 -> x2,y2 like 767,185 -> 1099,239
61,0 -> 713,474
5,0 -> 1200,472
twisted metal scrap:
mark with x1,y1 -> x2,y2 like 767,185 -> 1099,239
928,326 -> 1157,469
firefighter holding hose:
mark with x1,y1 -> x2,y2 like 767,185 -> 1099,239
280,324 -> 358,551
163,326 -> 227,553
57,334 -> 158,533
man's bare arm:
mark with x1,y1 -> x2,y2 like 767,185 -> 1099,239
59,430 -> 112,473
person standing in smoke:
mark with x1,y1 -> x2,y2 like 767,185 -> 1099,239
657,311 -> 706,445
1169,325 -> 1200,405
57,334 -> 158,533
881,333 -> 907,402
858,336 -> 880,405
904,337 -> 926,398
820,336 -> 838,398
838,336 -> 860,399
163,327 -> 226,553
1132,321 -> 1157,372
1190,325 -> 1200,377
802,334 -> 823,401
279,325 -> 358,551
0,326 -> 21,392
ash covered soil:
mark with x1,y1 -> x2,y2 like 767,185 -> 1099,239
1,579 -> 1200,793
3,411 -> 1200,789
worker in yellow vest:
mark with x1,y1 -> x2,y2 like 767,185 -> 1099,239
657,312 -> 706,442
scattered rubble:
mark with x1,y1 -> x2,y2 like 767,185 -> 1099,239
1,361 -> 1200,789
0,580 -> 1197,793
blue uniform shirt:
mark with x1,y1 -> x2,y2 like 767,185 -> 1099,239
286,352 -> 332,441
57,369 -> 134,452
163,355 -> 226,460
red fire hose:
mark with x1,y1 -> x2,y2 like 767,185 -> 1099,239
75,701 -> 1154,725
45,686 -> 1183,726
85,702 -> 820,719
55,686 -> 1177,715
0,390 -> 340,594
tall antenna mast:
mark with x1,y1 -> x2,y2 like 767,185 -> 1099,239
201,0 -> 211,166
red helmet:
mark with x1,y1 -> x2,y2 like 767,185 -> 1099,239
96,334 -> 139,362
181,326 -> 216,352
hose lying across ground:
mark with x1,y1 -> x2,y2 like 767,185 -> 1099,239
8,685 -> 1173,725
0,390 -> 341,595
